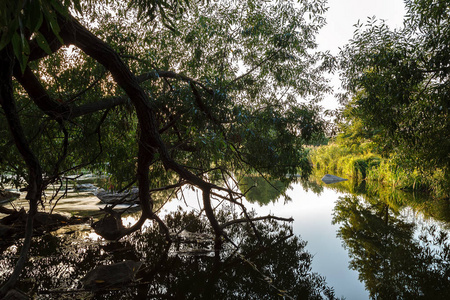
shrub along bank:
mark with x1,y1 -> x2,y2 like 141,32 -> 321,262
309,143 -> 449,199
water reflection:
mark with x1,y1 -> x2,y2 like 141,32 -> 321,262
0,209 -> 339,299
333,195 -> 450,299
238,176 -> 290,205
216,173 -> 450,298
2,174 -> 449,299
308,174 -> 450,225
295,173 -> 450,299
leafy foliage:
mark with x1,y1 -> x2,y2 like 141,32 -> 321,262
0,0 -> 83,71
1,0 -> 331,189
0,0 -> 333,292
309,141 -> 450,198
338,0 -> 450,173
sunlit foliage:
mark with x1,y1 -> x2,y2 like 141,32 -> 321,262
338,0 -> 449,174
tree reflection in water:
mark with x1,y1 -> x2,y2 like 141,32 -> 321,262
333,195 -> 450,299
238,176 -> 290,205
0,208 -> 338,299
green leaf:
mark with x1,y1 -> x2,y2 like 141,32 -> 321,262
49,16 -> 62,37
11,32 -> 29,73
42,4 -> 64,44
0,18 -> 19,50
20,32 -> 30,57
26,0 -> 44,32
11,32 -> 22,61
50,0 -> 69,17
35,33 -> 52,55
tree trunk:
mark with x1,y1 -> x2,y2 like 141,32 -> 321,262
0,47 -> 43,297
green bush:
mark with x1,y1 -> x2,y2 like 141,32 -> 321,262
309,144 -> 449,199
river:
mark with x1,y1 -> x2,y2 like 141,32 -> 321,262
1,175 -> 449,299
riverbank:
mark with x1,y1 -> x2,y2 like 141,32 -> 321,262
308,143 -> 450,200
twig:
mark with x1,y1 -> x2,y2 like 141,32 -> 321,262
221,215 -> 294,229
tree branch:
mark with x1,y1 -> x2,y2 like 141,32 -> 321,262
54,12 -> 243,246
138,70 -> 214,95
13,65 -> 69,120
221,215 -> 294,229
0,47 -> 43,297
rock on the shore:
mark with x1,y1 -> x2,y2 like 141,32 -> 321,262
0,190 -> 20,204
321,174 -> 348,184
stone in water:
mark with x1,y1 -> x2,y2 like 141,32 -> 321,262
321,174 -> 348,184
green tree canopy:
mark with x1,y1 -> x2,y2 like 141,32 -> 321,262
338,0 -> 450,173
0,0 -> 332,293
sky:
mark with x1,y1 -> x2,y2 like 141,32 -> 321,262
316,0 -> 406,111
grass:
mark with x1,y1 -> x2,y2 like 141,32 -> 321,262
309,143 -> 449,199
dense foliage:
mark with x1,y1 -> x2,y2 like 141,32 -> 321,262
1,0 -> 330,187
314,0 -> 450,198
0,0 -> 332,294
338,0 -> 449,174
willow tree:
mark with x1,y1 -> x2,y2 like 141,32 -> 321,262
0,0 -> 331,293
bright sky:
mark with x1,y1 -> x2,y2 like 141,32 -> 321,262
317,0 -> 406,111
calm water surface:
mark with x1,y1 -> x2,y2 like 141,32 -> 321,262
244,183 -> 368,299
161,181 -> 368,299
157,177 -> 450,299
1,176 -> 449,299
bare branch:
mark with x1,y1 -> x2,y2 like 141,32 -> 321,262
221,215 -> 294,229
228,51 -> 277,86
